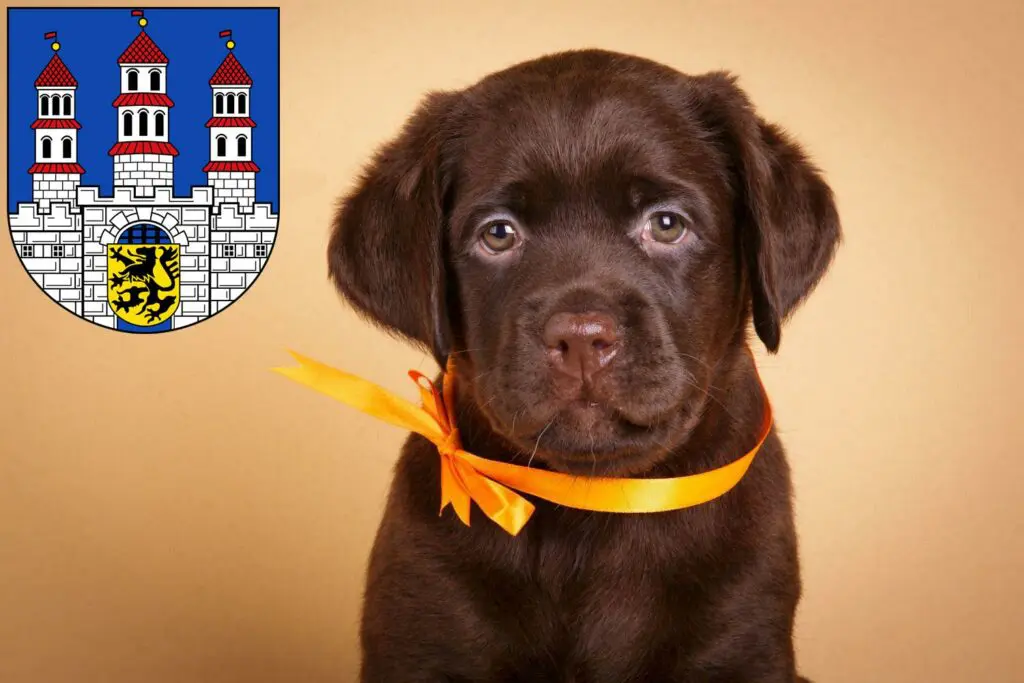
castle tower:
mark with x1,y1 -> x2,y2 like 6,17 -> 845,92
108,11 -> 178,190
203,31 -> 259,211
29,33 -> 85,211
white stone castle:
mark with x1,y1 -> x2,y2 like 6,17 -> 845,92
7,15 -> 278,331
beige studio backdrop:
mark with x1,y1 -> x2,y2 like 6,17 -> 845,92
2,0 -> 1022,681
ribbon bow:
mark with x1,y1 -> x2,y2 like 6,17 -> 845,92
273,351 -> 773,536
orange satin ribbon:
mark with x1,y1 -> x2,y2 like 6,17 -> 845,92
273,351 -> 773,536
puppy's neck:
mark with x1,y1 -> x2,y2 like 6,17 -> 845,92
448,344 -> 769,479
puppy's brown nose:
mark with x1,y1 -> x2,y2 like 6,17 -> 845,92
542,312 -> 619,382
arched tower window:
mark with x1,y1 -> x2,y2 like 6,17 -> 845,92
149,70 -> 161,91
63,95 -> 72,116
216,135 -> 227,157
226,93 -> 235,114
41,96 -> 49,116
51,95 -> 61,114
123,111 -> 133,136
127,70 -> 138,91
139,110 -> 149,136
236,135 -> 247,157
62,137 -> 72,158
41,137 -> 52,159
238,93 -> 247,114
215,93 -> 224,114
155,112 -> 165,137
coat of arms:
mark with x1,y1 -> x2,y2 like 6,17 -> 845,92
7,8 -> 280,333
107,243 -> 180,326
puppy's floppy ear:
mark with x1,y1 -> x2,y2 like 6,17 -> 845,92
329,92 -> 460,367
696,73 -> 841,353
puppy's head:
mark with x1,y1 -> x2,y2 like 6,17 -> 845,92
330,50 -> 839,475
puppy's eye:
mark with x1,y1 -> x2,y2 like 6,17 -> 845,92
646,212 -> 689,244
481,221 -> 518,253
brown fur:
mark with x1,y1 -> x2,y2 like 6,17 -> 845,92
329,49 -> 839,682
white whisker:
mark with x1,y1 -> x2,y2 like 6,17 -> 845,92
527,419 -> 555,469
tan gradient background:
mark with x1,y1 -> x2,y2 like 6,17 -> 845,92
2,1 -> 1022,681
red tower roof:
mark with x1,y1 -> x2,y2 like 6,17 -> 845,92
204,116 -> 257,128
112,93 -> 175,107
34,54 -> 78,87
118,31 -> 169,64
31,119 -> 82,129
28,163 -> 86,174
108,141 -> 179,157
209,53 -> 252,86
203,161 -> 260,173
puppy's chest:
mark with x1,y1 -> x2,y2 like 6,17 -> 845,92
501,518 -> 707,681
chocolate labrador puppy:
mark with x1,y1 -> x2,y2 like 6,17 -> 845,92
329,49 -> 839,682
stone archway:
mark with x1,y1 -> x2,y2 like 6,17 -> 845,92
97,208 -> 190,247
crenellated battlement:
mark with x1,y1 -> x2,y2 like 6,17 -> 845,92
76,184 -> 214,207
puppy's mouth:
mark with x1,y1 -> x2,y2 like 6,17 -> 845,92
506,398 -> 689,476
